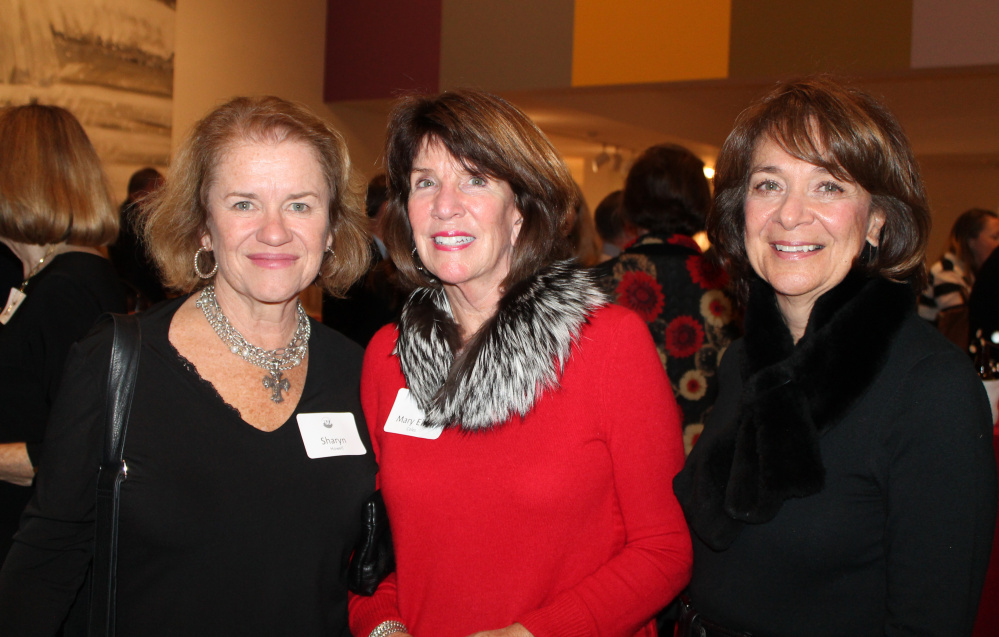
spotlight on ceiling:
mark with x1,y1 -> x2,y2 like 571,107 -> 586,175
611,147 -> 623,172
591,144 -> 611,172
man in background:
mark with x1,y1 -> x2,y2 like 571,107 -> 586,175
109,167 -> 167,310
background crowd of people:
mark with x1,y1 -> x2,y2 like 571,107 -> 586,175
0,76 -> 995,637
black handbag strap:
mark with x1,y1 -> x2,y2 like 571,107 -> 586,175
89,313 -> 141,637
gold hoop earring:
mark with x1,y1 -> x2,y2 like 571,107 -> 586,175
194,247 -> 218,279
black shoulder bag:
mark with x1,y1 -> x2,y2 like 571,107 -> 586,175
88,313 -> 141,637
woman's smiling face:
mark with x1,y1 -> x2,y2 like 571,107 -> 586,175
407,140 -> 523,299
204,138 -> 331,307
743,138 -> 885,313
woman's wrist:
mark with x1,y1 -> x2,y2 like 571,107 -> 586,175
369,620 -> 408,637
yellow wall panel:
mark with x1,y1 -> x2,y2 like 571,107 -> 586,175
572,0 -> 730,86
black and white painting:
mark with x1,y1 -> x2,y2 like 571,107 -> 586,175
0,0 -> 174,197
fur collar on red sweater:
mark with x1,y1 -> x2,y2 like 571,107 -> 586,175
394,260 -> 606,431
674,271 -> 915,549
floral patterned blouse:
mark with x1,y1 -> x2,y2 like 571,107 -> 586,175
594,233 -> 741,454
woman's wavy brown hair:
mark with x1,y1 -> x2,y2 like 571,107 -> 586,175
623,143 -> 711,237
142,95 -> 368,296
0,104 -> 117,247
708,76 -> 930,301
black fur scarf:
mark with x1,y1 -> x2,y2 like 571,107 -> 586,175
394,260 -> 607,430
674,271 -> 915,550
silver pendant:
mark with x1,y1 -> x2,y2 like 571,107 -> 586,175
262,369 -> 291,403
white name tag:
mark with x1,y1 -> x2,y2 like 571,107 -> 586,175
0,288 -> 26,325
384,389 -> 442,439
296,412 -> 367,458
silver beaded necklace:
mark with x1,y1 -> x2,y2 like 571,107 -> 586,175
196,284 -> 310,403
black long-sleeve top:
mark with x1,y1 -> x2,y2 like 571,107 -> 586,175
0,297 -> 378,636
677,275 -> 997,637
0,252 -> 125,558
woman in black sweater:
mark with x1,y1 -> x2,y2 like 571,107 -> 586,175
674,77 -> 997,637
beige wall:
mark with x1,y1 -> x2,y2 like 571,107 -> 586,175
172,0 -> 384,176
920,158 -> 999,264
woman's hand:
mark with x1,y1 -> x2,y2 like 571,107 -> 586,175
0,442 -> 34,486
466,623 -> 533,637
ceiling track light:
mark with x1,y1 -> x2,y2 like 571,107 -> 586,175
591,143 -> 611,172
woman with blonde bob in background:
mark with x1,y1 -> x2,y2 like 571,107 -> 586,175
349,89 -> 692,637
0,104 -> 125,560
674,77 -> 996,637
0,96 -> 377,636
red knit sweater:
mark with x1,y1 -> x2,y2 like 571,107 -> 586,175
348,304 -> 692,637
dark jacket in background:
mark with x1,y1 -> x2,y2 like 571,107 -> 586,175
322,243 -> 401,347
108,201 -> 167,310
0,252 -> 125,560
970,247 -> 999,348
0,243 -> 20,293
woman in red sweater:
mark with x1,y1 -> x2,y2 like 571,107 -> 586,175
348,89 -> 692,637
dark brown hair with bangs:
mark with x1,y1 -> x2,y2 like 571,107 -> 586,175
0,104 -> 117,247
708,76 -> 930,300
623,143 -> 711,237
383,89 -> 576,291
142,95 -> 368,295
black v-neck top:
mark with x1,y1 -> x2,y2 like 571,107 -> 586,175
0,296 -> 377,636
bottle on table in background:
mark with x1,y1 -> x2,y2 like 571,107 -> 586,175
972,329 -> 999,380
971,329 -> 999,430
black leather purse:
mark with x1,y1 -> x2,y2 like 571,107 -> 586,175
346,490 -> 395,596
88,313 -> 141,637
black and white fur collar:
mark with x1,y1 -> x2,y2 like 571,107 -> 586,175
675,271 -> 915,549
394,260 -> 607,430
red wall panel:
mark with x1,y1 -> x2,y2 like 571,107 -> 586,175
324,0 -> 442,102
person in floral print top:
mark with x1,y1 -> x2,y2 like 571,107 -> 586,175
595,144 -> 741,454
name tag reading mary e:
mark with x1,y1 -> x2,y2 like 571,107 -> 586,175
296,413 -> 367,459
384,389 -> 442,440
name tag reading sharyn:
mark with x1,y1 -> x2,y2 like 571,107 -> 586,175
384,389 -> 442,440
296,413 -> 367,459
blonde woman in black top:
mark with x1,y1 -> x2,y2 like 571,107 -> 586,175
0,104 -> 125,559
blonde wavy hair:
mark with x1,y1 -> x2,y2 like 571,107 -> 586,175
0,104 -> 117,247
